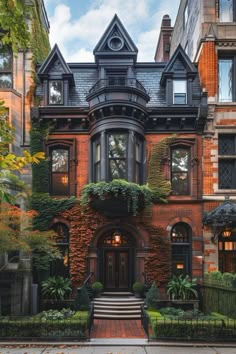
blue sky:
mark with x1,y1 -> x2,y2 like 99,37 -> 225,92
44,0 -> 180,62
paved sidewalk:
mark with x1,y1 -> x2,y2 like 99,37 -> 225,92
0,343 -> 236,353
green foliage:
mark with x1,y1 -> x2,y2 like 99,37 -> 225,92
0,0 -> 30,53
75,286 -> 91,311
91,281 -> 103,296
81,179 -> 153,215
132,281 -> 144,295
145,281 -> 160,308
147,135 -> 176,200
30,193 -> 76,231
204,271 -> 236,288
208,271 -> 223,281
39,308 -> 75,321
41,276 -> 72,301
167,275 -> 198,300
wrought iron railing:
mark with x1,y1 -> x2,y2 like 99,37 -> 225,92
146,316 -> 236,341
0,315 -> 91,340
88,78 -> 147,94
141,305 -> 149,340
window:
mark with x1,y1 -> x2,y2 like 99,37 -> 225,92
218,134 -> 236,189
173,80 -> 187,104
171,147 -> 190,195
49,80 -> 63,104
50,147 -> 69,195
108,133 -> 127,180
0,46 -> 12,88
184,3 -> 189,29
51,223 -> 69,277
218,58 -> 235,102
171,223 -> 191,276
106,69 -> 127,87
219,0 -> 235,22
91,131 -> 144,183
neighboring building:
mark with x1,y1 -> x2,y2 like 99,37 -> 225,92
169,0 -> 236,273
32,14 -> 207,295
0,0 -> 50,315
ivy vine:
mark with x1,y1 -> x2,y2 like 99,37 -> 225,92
30,193 -> 77,231
147,135 -> 176,200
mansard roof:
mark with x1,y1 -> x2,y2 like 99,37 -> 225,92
93,14 -> 138,62
38,44 -> 74,84
160,44 -> 198,85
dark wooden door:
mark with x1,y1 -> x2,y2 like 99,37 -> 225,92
104,250 -> 129,290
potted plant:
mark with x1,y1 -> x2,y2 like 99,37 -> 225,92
167,274 -> 198,300
133,281 -> 144,298
91,281 -> 103,297
41,276 -> 72,301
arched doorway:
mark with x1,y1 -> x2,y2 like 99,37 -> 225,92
98,229 -> 136,292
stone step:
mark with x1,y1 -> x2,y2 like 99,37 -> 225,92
102,292 -> 133,296
93,295 -> 144,319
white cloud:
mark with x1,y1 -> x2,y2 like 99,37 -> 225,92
47,0 -> 179,62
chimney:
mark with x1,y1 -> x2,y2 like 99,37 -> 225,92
154,15 -> 173,62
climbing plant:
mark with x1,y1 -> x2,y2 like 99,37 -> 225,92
147,135 -> 176,199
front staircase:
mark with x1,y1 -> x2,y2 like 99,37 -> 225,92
93,292 -> 144,319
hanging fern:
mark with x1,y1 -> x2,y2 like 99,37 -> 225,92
147,135 -> 176,199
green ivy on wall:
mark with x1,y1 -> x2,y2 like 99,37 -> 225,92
147,135 -> 176,199
30,193 -> 77,231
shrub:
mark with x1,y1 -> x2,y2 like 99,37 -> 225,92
91,281 -> 103,296
74,286 -> 90,311
132,281 -> 144,296
38,308 -> 75,320
41,276 -> 72,300
145,281 -> 160,309
209,271 -> 223,282
167,275 -> 198,300
222,272 -> 234,286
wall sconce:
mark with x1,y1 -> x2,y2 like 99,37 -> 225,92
113,230 -> 122,246
61,175 -> 68,184
222,227 -> 231,238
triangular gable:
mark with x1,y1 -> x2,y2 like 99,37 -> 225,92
38,44 -> 74,84
93,14 -> 138,61
160,44 -> 197,85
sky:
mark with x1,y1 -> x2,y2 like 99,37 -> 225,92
44,0 -> 180,63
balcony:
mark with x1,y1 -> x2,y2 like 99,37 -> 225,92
86,77 -> 150,111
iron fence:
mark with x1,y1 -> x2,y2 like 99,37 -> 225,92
0,310 -> 94,341
141,305 -> 149,340
146,316 -> 236,341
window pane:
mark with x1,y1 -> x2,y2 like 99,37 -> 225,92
109,134 -> 126,158
51,173 -> 69,195
95,144 -> 101,162
219,160 -> 234,188
219,135 -> 236,155
95,162 -> 101,182
0,50 -> 12,70
109,159 -> 126,179
219,0 -> 233,21
52,149 -> 68,172
171,148 -> 190,195
0,74 -> 12,88
49,81 -> 63,104
173,80 -> 187,104
171,224 -> 189,243
219,59 -> 233,102
172,148 -> 189,172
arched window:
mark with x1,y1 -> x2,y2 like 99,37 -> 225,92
171,222 -> 191,276
51,223 -> 70,277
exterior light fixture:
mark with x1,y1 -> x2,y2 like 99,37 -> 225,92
222,227 -> 231,238
113,230 -> 121,246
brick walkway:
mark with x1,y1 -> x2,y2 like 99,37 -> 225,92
91,319 -> 146,338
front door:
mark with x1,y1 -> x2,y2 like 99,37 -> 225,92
104,250 -> 129,290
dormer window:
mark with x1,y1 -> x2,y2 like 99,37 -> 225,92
173,80 -> 187,104
49,80 -> 63,105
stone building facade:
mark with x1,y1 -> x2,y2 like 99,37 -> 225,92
169,0 -> 236,273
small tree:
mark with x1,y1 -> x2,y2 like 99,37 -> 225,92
145,281 -> 160,309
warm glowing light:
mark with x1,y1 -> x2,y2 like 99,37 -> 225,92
61,175 -> 68,184
176,263 -> 184,269
222,227 -> 231,238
